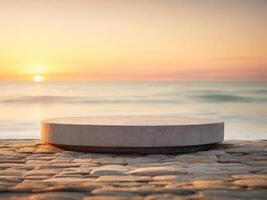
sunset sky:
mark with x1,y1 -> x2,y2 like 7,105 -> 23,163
0,0 -> 266,81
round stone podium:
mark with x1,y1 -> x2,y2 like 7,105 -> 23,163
41,116 -> 224,153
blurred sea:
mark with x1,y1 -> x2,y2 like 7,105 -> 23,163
0,81 -> 267,139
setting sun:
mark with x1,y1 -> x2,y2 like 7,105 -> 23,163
33,75 -> 44,82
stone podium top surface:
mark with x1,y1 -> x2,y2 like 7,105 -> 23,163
42,116 -> 223,126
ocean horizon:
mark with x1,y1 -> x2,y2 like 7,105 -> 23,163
0,81 -> 267,140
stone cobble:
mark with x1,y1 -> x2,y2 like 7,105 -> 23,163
0,139 -> 266,200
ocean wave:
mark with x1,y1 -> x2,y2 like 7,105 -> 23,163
250,89 -> 267,94
0,95 -> 178,104
0,95 -> 79,104
194,94 -> 257,103
1,93 -> 266,104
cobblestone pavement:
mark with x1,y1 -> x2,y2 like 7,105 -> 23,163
0,140 -> 266,200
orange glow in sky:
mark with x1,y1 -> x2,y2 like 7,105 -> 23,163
0,0 -> 266,81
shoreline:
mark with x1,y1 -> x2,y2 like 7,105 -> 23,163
0,139 -> 266,199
